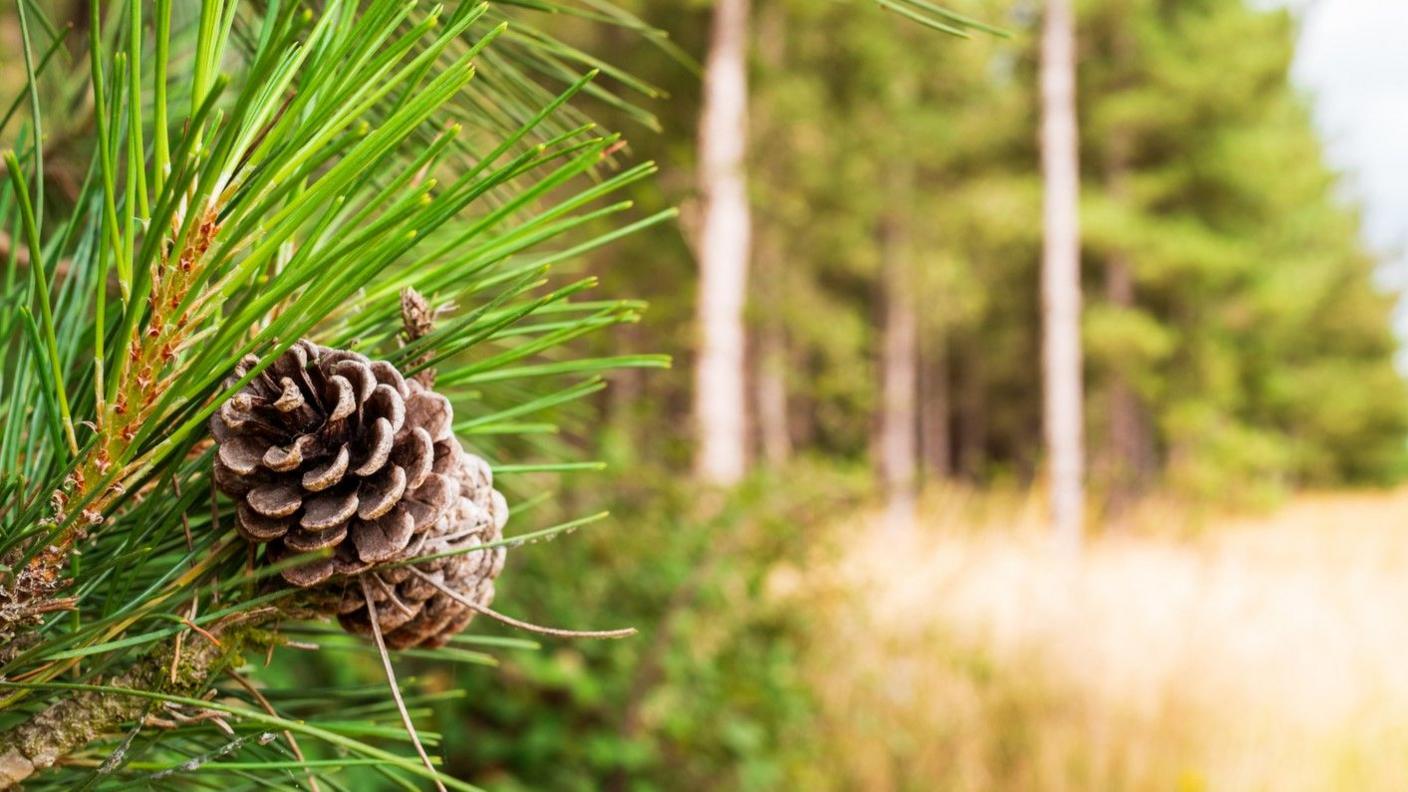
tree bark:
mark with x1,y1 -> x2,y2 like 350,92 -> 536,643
877,163 -> 918,533
755,316 -> 792,468
0,621 -> 261,788
920,336 -> 952,479
692,0 -> 753,486
1100,250 -> 1154,518
1100,6 -> 1151,524
1100,198 -> 1151,521
1040,0 -> 1085,546
751,0 -> 790,470
957,336 -> 986,481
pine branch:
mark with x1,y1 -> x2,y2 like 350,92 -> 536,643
0,614 -> 271,789
0,0 -> 679,785
0,199 -> 225,646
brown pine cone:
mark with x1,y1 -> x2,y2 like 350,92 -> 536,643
335,448 -> 509,649
212,341 -> 465,587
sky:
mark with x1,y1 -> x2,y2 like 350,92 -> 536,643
1282,1 -> 1408,304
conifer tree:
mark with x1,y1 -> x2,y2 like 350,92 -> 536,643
1078,0 -> 1408,499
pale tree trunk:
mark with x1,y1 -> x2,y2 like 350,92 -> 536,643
877,162 -> 918,533
693,0 -> 753,485
1040,0 -> 1085,546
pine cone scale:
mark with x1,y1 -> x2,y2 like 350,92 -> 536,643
393,428 -> 435,489
300,488 -> 358,529
263,433 -> 319,471
332,359 -> 377,401
369,385 -> 406,432
218,436 -> 267,476
351,419 -> 395,477
284,523 -> 347,552
358,465 -> 407,520
351,510 -> 415,563
235,504 -> 290,541
272,377 -> 305,412
279,555 -> 337,588
247,482 -> 302,518
302,445 -> 350,491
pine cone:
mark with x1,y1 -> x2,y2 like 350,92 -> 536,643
334,448 -> 509,649
213,341 -> 465,586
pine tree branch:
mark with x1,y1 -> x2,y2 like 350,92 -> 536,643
0,615 -> 269,789
0,201 -> 225,645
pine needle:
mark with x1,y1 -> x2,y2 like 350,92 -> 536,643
227,668 -> 322,792
360,577 -> 448,792
409,568 -> 637,639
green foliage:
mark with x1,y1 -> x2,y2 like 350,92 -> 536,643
0,0 -> 676,787
1,0 -> 1404,787
0,2 -> 988,786
446,461 -> 871,791
577,0 -> 1406,497
1077,0 -> 1408,494
414,5 -> 1408,783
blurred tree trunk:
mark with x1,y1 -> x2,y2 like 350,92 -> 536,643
752,1 -> 791,469
752,231 -> 790,468
1040,0 -> 1085,545
920,334 -> 952,478
693,0 -> 752,485
1100,133 -> 1153,522
957,336 -> 986,480
1100,5 -> 1151,524
877,161 -> 918,532
755,309 -> 792,467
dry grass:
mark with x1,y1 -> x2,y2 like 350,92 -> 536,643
779,487 -> 1408,791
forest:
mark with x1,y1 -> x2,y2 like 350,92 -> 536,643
1,0 -> 1405,789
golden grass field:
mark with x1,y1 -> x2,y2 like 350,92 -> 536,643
781,487 -> 1408,791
